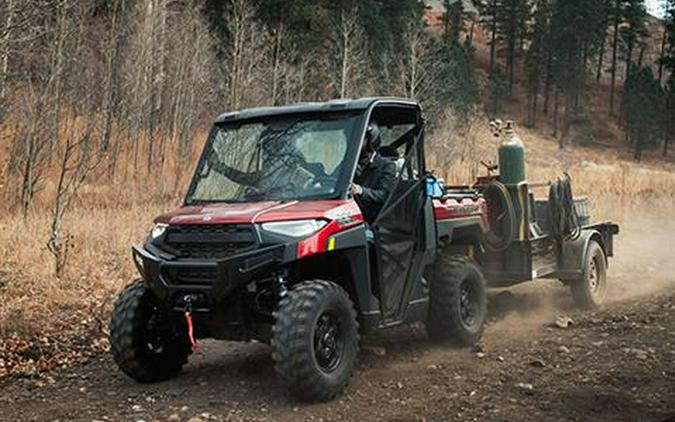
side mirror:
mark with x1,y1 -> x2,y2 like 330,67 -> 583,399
425,175 -> 445,199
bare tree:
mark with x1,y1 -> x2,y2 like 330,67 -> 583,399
0,0 -> 15,119
225,0 -> 269,109
399,17 -> 444,118
326,7 -> 369,99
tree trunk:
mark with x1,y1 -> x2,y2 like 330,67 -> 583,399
625,41 -> 633,81
489,1 -> 497,76
609,6 -> 619,116
271,25 -> 284,105
658,28 -> 666,84
553,87 -> 559,138
0,0 -> 15,115
339,10 -> 350,99
596,29 -> 607,81
543,52 -> 552,115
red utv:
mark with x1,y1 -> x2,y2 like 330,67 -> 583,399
109,98 -> 618,401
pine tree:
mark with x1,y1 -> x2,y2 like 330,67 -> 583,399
439,0 -> 479,114
525,0 -> 551,127
662,0 -> 675,156
621,66 -> 666,161
620,0 -> 648,81
496,0 -> 530,96
475,0 -> 501,78
549,0 -> 608,146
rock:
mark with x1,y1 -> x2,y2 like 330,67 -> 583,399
554,316 -> 574,329
363,345 -> 386,357
476,352 -> 485,359
515,383 -> 534,394
497,356 -> 505,362
530,358 -> 546,368
591,341 -> 605,347
426,364 -> 439,370
557,346 -> 571,354
167,415 -> 181,422
472,344 -> 486,353
180,406 -> 189,412
187,418 -> 203,422
131,405 -> 143,412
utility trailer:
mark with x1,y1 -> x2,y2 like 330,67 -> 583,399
109,98 -> 619,401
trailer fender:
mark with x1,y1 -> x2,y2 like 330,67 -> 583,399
557,229 -> 606,281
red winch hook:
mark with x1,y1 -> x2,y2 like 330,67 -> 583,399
184,296 -> 200,352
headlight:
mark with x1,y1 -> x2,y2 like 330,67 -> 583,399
150,223 -> 168,239
261,219 -> 327,238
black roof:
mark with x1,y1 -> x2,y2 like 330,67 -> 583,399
214,97 -> 420,123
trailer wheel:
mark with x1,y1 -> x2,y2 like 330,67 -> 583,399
109,280 -> 191,383
426,256 -> 487,346
571,240 -> 607,308
272,280 -> 359,402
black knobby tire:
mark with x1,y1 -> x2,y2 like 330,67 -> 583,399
571,240 -> 607,309
271,280 -> 359,402
426,256 -> 488,346
109,280 -> 191,383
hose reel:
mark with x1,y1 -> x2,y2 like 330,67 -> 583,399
482,181 -> 517,252
548,173 -> 582,241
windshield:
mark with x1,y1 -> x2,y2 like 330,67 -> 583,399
187,114 -> 361,204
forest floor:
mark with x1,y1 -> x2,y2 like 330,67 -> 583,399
0,212 -> 673,422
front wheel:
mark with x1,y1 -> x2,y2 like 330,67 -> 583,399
109,281 -> 191,383
271,280 -> 359,402
571,240 -> 607,308
426,256 -> 487,346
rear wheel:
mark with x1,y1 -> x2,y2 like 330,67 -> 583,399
109,281 -> 191,383
571,240 -> 607,308
426,256 -> 487,346
271,280 -> 359,402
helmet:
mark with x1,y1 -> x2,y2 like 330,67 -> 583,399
365,121 -> 382,151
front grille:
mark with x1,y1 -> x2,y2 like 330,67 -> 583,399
162,224 -> 257,260
163,267 -> 219,286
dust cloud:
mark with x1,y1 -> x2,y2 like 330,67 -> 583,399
484,205 -> 675,338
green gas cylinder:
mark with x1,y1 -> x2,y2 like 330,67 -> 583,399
498,121 -> 526,185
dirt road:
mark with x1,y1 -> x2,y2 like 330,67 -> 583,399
1,216 -> 674,422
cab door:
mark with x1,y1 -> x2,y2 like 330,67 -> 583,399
371,105 -> 432,321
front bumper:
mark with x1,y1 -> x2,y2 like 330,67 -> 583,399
133,243 -> 286,309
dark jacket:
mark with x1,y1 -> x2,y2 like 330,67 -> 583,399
354,153 -> 397,223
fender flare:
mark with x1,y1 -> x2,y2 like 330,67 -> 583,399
557,229 -> 607,281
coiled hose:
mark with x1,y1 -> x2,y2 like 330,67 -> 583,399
548,173 -> 581,241
482,181 -> 516,252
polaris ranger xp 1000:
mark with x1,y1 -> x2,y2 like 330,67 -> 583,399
110,98 -> 618,401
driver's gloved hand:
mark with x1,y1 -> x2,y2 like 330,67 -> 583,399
350,183 -> 363,196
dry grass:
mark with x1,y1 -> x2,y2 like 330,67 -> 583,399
0,119 -> 674,377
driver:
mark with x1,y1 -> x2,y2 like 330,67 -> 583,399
350,121 -> 396,223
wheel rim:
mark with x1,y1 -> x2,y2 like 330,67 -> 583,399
459,279 -> 481,331
145,305 -> 178,355
588,255 -> 604,297
313,312 -> 343,373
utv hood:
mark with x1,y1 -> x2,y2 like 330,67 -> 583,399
154,200 -> 361,225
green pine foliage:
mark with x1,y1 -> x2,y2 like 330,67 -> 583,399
621,66 -> 666,160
